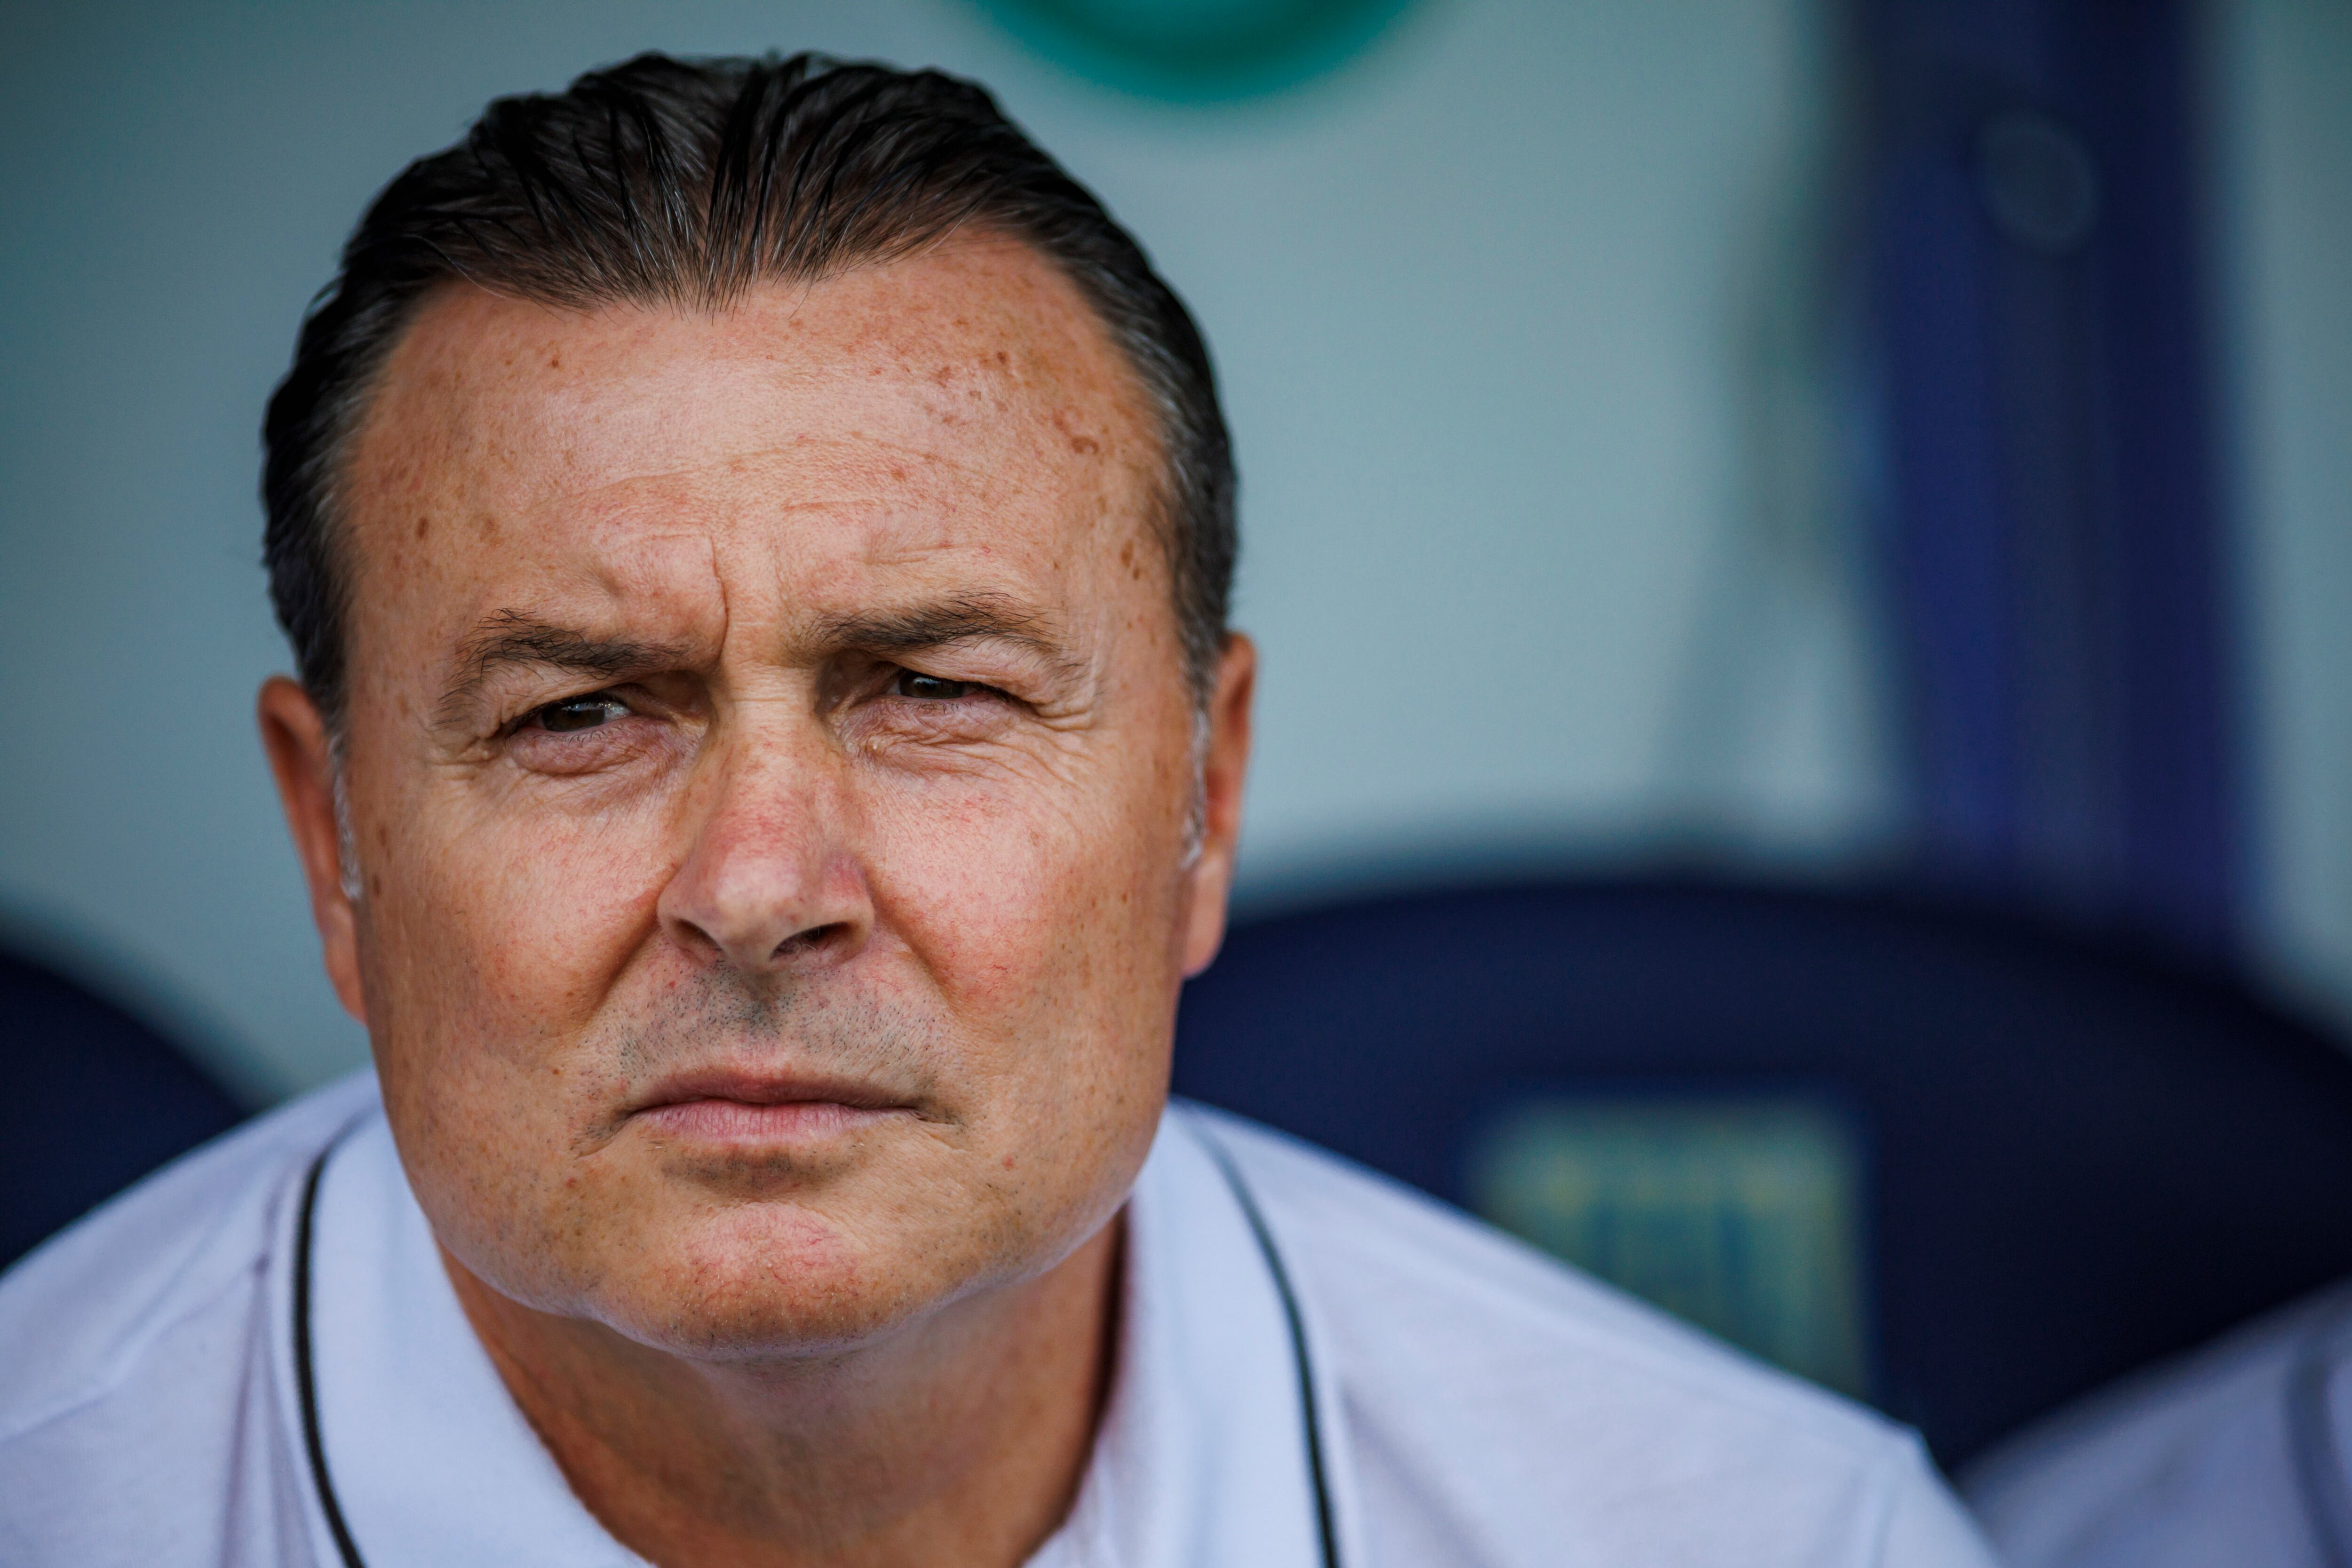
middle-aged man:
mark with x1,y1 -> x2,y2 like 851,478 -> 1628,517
0,52 -> 1999,1568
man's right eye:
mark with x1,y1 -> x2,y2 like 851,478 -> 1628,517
530,695 -> 629,733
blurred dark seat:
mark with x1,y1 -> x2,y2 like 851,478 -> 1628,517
1172,878 -> 2352,1470
0,948 -> 249,1272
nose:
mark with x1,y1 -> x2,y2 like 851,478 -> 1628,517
657,734 -> 874,977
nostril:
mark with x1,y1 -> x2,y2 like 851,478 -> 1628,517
772,922 -> 853,963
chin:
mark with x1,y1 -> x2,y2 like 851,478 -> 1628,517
588,1200 -> 984,1360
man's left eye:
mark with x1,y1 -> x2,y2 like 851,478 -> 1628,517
891,672 -> 976,701
531,695 -> 630,732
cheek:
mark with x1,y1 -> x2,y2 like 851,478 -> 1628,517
862,759 -> 1188,1065
361,800 -> 680,1288
366,791 -> 673,1063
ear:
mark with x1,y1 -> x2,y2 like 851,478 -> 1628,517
1180,634 -> 1256,979
257,676 -> 369,1026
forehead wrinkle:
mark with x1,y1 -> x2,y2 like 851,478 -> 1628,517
496,440 -> 1063,591
364,271 -> 1153,546
528,434 -> 1025,514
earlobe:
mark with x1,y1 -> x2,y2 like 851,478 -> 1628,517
1180,634 -> 1256,979
257,677 -> 369,1026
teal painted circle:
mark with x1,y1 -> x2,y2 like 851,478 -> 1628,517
977,0 -> 1417,100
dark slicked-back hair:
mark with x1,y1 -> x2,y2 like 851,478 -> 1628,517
262,51 -> 1235,730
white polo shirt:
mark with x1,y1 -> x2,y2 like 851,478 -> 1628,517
0,1074 -> 1995,1567
1964,1280 -> 2352,1568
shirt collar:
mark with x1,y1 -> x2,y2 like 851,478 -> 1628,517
310,1113 -> 648,1565
307,1103 -> 1326,1568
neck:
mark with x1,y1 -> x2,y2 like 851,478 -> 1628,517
443,1218 -> 1123,1568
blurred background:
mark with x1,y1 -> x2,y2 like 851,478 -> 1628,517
3,0 -> 2349,1478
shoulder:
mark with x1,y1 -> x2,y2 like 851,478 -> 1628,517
0,1070 -> 378,1442
1962,1281 -> 2351,1568
1180,1101 -> 1908,1450
1175,1103 -> 1996,1568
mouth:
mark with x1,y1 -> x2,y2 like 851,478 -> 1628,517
626,1067 -> 920,1146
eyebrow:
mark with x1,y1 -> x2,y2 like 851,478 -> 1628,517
435,595 -> 1077,723
437,610 -> 692,724
807,595 -> 1071,669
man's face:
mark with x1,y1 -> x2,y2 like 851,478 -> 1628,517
265,238 -> 1251,1354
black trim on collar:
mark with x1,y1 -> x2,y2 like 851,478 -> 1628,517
295,1143 -> 369,1568
1198,1129 -> 1343,1568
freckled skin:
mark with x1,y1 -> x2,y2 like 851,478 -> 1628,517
257,237 -> 1255,1567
